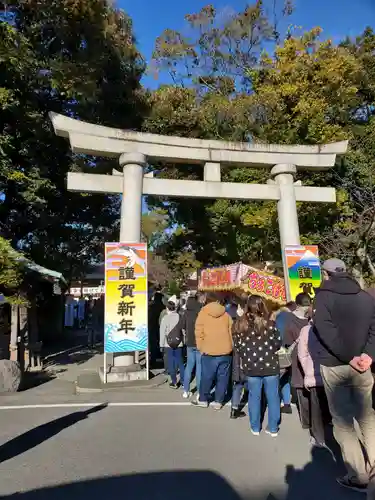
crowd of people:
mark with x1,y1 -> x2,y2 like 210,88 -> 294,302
64,295 -> 105,346
151,258 -> 375,495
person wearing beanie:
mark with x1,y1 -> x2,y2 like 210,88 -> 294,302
313,258 -> 375,493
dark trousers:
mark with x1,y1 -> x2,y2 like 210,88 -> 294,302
232,381 -> 247,409
200,354 -> 231,404
161,348 -> 168,372
166,347 -> 185,385
297,386 -> 331,444
280,369 -> 292,405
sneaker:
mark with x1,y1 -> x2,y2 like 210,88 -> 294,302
265,428 -> 278,437
281,404 -> 292,415
336,476 -> 368,493
191,400 -> 208,408
169,383 -> 178,389
230,408 -> 246,419
182,391 -> 192,399
250,428 -> 260,436
211,401 -> 223,411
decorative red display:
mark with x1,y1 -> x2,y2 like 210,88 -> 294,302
200,269 -> 232,288
198,262 -> 286,305
247,272 -> 286,302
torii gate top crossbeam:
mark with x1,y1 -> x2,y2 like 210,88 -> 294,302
49,113 -> 348,170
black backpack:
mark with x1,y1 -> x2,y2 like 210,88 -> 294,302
166,320 -> 183,349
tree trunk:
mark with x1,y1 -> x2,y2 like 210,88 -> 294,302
352,264 -> 365,288
356,244 -> 368,288
366,254 -> 375,277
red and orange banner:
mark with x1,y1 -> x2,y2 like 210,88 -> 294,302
199,263 -> 286,305
243,269 -> 286,304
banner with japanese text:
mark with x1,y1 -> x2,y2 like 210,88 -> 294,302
242,269 -> 286,305
199,265 -> 239,291
104,243 -> 148,353
284,245 -> 321,301
199,262 -> 286,305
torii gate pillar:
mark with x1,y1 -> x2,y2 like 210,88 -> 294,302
271,163 -> 300,248
113,153 -> 146,368
119,152 -> 146,242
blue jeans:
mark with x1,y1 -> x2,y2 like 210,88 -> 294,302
166,347 -> 185,385
280,370 -> 291,405
183,347 -> 201,393
232,381 -> 247,409
200,354 -> 232,404
247,375 -> 280,433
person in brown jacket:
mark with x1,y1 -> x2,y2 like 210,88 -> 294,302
192,293 -> 233,410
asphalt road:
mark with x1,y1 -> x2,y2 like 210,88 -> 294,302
0,387 -> 364,500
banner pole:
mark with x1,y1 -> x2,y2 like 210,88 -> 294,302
146,348 -> 150,381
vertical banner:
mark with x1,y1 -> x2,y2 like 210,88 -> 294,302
104,243 -> 148,353
284,245 -> 322,301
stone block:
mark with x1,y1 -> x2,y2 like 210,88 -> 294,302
99,366 -> 148,383
0,359 -> 22,393
76,372 -> 103,394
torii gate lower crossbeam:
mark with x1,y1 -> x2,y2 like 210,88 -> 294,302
67,157 -> 335,283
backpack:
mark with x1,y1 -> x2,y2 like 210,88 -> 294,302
166,321 -> 183,349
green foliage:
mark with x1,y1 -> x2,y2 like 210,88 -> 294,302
141,210 -> 169,248
152,1 -> 293,90
146,2 -> 375,282
0,0 -> 147,281
0,237 -> 26,304
167,279 -> 181,297
248,27 -> 361,144
2,0 -> 375,287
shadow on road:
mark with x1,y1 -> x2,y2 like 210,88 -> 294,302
0,404 -> 107,464
0,450 -> 365,500
282,446 -> 363,500
1,470 -> 279,500
19,371 -> 61,391
44,344 -> 104,369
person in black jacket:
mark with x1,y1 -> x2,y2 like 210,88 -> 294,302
181,294 -> 205,399
234,294 -> 281,437
313,258 -> 375,493
148,292 -> 165,366
283,293 -> 311,420
230,294 -> 250,419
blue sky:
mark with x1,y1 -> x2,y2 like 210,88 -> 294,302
120,0 -> 375,89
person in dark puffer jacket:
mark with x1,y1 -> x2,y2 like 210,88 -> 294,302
313,258 -> 375,493
181,294 -> 205,399
283,293 -> 311,419
230,337 -> 248,420
230,294 -> 249,420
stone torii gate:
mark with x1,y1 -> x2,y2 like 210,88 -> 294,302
50,112 -> 348,375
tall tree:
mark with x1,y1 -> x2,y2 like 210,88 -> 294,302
0,0 -> 147,281
146,4 -> 375,282
146,2 -> 294,268
0,236 -> 25,303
